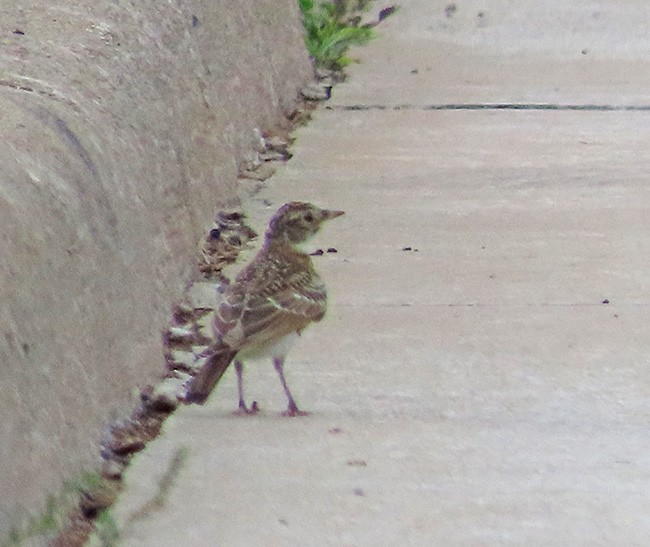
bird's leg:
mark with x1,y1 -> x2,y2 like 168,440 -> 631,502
233,360 -> 258,415
273,357 -> 308,417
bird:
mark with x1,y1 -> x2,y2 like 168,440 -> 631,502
185,201 -> 344,416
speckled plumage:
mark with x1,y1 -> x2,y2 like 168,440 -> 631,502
186,201 -> 344,415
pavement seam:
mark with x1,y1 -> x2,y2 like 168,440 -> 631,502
328,103 -> 650,111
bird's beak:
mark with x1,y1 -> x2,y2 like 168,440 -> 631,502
322,209 -> 345,220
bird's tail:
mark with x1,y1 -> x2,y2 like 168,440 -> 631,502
185,345 -> 238,404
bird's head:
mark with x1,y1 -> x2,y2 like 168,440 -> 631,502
265,201 -> 344,247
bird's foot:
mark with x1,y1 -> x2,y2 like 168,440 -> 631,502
233,401 -> 259,416
282,403 -> 309,417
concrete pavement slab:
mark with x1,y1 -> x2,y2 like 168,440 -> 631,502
334,0 -> 650,105
107,1 -> 650,545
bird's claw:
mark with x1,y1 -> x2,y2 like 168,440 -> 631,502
234,401 -> 259,416
282,405 -> 309,417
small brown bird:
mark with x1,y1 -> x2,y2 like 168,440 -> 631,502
186,201 -> 344,415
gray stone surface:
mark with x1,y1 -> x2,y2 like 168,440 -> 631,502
0,0 -> 311,534
109,1 -> 650,544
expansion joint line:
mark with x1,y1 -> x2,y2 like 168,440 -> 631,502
327,103 -> 650,112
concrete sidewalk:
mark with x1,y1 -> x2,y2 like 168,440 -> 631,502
108,1 -> 650,544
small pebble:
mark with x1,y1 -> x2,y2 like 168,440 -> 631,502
171,370 -> 192,382
243,152 -> 262,171
167,326 -> 195,343
314,67 -> 335,80
265,134 -> 291,150
175,302 -> 195,315
106,432 -> 145,456
170,350 -> 206,373
239,163 -> 276,181
301,82 -> 331,101
149,377 -> 186,411
260,150 -> 289,162
170,350 -> 198,368
252,127 -> 267,153
79,480 -> 120,518
100,458 -> 126,480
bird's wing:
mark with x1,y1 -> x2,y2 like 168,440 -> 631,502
214,251 -> 327,349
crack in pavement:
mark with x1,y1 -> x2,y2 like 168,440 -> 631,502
328,103 -> 650,112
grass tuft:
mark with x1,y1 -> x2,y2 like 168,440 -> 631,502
299,0 -> 396,70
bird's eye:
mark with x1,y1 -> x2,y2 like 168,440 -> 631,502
304,213 -> 314,223
209,228 -> 221,240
